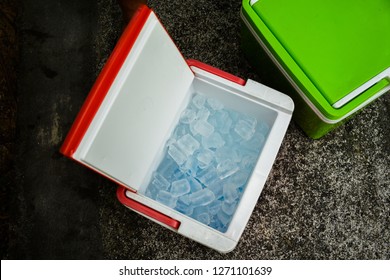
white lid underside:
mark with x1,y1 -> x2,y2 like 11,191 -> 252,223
73,12 -> 194,190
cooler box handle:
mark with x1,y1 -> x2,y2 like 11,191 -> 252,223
333,67 -> 390,109
187,59 -> 246,86
116,187 -> 181,230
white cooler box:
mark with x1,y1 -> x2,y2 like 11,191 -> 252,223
60,6 -> 294,252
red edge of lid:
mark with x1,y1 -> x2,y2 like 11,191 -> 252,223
60,5 -> 152,157
116,187 -> 181,230
187,59 -> 246,86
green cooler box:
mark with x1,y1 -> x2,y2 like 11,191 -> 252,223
241,0 -> 390,139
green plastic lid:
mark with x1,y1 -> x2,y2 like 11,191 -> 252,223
250,0 -> 390,111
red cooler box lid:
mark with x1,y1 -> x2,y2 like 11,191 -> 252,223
61,6 -> 199,191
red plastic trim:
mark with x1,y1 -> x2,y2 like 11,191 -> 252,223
116,187 -> 181,230
60,5 -> 152,157
187,59 -> 246,86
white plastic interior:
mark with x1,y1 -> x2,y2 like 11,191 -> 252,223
73,12 -> 194,190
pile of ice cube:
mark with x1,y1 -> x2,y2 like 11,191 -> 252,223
145,93 -> 269,233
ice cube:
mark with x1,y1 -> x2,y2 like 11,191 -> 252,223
207,180 -> 224,199
196,165 -> 218,186
228,170 -> 250,187
191,206 -> 211,225
209,216 -> 225,232
208,199 -> 222,215
192,93 -> 206,109
214,146 -> 232,164
230,148 -> 242,163
189,189 -> 215,207
221,201 -> 238,215
217,159 -> 239,180
227,108 -> 240,123
245,115 -> 257,129
257,121 -> 270,135
145,184 -> 159,200
230,127 -> 245,143
217,209 -> 231,226
175,200 -> 194,216
171,179 -> 190,197
196,107 -> 210,121
214,147 -> 227,163
180,108 -> 196,124
196,212 -> 211,225
156,156 -> 178,181
179,194 -> 192,206
156,190 -> 177,208
182,157 -> 198,176
174,168 -> 186,181
191,205 -> 207,216
240,154 -> 257,170
218,225 -> 228,233
193,120 -> 214,137
234,119 -> 256,140
241,131 -> 265,152
209,110 -> 232,135
223,183 -> 239,203
166,137 -> 176,148
168,144 -> 186,166
196,148 -> 214,169
201,132 -> 225,149
187,176 -> 203,193
150,172 -> 170,191
207,97 -> 224,110
175,195 -> 194,216
189,121 -> 198,136
176,134 -> 200,157
172,124 -> 189,140
219,116 -> 232,135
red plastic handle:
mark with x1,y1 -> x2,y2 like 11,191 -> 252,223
187,59 -> 246,86
116,187 -> 181,230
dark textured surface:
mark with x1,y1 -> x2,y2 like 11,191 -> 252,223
0,0 -> 18,260
8,0 -> 103,259
3,0 -> 390,259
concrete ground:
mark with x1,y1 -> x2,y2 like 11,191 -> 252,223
2,0 -> 389,259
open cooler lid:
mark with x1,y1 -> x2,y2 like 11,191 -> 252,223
60,6 -> 194,191
250,0 -> 390,109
